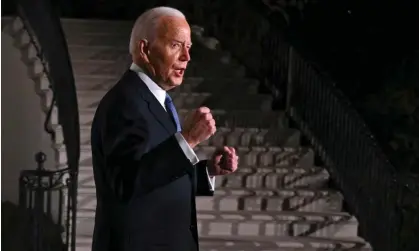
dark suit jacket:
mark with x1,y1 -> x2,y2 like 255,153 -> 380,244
90,70 -> 214,251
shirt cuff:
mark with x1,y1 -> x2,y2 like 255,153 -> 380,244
174,132 -> 199,165
206,168 -> 216,191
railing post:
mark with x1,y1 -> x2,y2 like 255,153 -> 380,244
33,152 -> 46,251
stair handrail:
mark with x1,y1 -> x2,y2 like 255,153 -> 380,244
14,0 -> 80,250
285,45 -> 418,251
14,0 -> 80,173
16,15 -> 57,140
257,4 -> 419,251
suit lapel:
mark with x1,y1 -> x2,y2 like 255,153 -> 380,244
126,70 -> 176,134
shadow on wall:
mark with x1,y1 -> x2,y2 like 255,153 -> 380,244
1,29 -> 55,205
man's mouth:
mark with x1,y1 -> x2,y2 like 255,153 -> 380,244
174,67 -> 186,77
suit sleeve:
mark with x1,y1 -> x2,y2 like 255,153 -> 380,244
174,132 -> 199,164
174,132 -> 216,195
101,100 -> 194,200
194,160 -> 215,196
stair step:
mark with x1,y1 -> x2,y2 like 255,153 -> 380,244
72,210 -> 358,239
73,235 -> 371,251
195,211 -> 358,238
195,189 -> 342,212
69,186 -> 342,213
72,75 -> 259,94
199,236 -> 372,250
70,59 -> 130,76
201,127 -> 300,148
66,33 -> 129,47
62,108 -> 287,129
194,146 -> 311,168
58,145 -> 311,169
198,211 -> 358,239
56,124 -> 300,148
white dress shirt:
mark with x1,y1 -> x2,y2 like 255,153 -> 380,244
130,63 -> 215,191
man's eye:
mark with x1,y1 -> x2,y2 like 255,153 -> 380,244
172,43 -> 180,48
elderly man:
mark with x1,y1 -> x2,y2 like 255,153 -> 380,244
90,6 -> 239,251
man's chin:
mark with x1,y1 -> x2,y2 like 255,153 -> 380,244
169,78 -> 184,87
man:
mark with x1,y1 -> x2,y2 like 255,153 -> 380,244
90,6 -> 239,251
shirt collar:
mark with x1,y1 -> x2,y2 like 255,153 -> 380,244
130,63 -> 167,109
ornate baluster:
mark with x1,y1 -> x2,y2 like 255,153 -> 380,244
33,152 -> 46,251
18,152 -> 69,251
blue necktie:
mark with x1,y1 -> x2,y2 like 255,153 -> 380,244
165,93 -> 181,132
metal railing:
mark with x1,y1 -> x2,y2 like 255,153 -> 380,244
263,35 -> 419,251
19,152 -> 73,251
15,0 -> 80,250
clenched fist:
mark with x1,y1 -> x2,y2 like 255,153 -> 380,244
181,107 -> 216,148
208,146 -> 239,176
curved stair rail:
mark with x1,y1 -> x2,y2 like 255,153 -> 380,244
15,0 -> 80,250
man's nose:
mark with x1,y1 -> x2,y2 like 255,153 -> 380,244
179,47 -> 191,62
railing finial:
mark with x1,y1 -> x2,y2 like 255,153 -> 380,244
35,151 -> 46,170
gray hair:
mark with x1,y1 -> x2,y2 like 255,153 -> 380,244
129,6 -> 186,55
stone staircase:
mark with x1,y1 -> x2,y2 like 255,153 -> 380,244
55,19 -> 372,250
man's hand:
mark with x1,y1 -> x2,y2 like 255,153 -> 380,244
208,146 -> 239,176
181,107 -> 216,148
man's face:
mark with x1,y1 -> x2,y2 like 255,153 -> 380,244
137,16 -> 191,90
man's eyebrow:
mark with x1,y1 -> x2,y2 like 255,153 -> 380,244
173,39 -> 192,46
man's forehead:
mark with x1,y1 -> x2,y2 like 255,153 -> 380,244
157,16 -> 190,32
156,16 -> 191,42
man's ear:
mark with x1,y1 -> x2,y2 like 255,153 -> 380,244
137,39 -> 151,63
